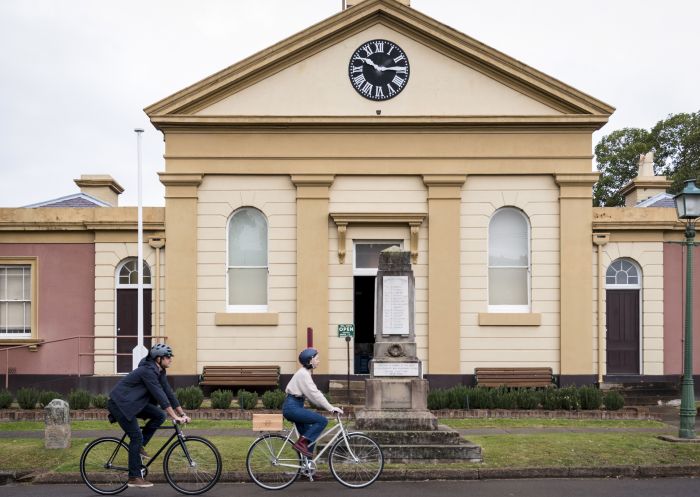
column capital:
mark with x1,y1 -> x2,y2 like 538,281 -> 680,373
291,175 -> 334,199
158,173 -> 202,199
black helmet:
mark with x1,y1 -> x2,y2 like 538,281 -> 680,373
150,343 -> 173,359
298,348 -> 318,369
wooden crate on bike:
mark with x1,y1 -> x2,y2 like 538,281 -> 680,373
252,413 -> 283,431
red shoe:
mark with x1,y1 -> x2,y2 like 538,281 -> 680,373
292,436 -> 313,458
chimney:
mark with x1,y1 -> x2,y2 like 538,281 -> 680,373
619,152 -> 671,206
74,175 -> 124,207
344,0 -> 410,9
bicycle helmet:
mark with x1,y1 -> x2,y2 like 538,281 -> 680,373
298,348 -> 318,369
150,343 -> 173,359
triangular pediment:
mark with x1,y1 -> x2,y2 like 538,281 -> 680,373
146,0 -> 613,126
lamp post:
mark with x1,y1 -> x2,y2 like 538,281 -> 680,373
673,179 -> 700,439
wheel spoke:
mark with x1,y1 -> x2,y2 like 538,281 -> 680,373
246,434 -> 301,490
164,437 -> 221,495
329,433 -> 383,488
80,438 -> 130,495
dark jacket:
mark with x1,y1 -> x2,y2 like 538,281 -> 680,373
109,357 -> 180,421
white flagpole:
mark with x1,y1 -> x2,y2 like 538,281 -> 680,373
133,128 -> 148,369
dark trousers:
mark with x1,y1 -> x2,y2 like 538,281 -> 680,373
108,400 -> 166,477
282,395 -> 328,445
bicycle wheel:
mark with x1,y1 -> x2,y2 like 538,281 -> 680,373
163,436 -> 222,495
80,437 -> 130,495
329,433 -> 383,488
246,434 -> 301,490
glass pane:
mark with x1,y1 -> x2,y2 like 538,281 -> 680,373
6,268 -> 24,300
228,268 -> 267,305
628,276 -> 638,285
489,268 -> 528,305
356,243 -> 399,269
606,275 -> 616,285
7,302 -> 24,327
0,302 -> 5,330
23,268 -> 31,300
627,265 -> 638,278
0,268 -> 5,300
229,210 -> 267,266
120,260 -> 151,285
621,260 -> 632,272
489,209 -> 528,266
24,303 -> 31,331
616,272 -> 627,285
605,266 -> 616,278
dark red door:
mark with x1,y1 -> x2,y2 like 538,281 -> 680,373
606,289 -> 640,374
116,289 -> 152,373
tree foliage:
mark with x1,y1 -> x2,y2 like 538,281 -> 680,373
593,111 -> 700,206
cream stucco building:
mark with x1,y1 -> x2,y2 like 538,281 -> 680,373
1,0 -> 697,392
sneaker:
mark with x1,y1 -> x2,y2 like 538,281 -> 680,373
127,477 -> 154,488
139,448 -> 150,461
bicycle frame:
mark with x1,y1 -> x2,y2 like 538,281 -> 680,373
106,422 -> 192,472
274,414 -> 359,468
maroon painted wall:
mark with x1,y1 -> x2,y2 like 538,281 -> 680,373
0,244 -> 95,376
664,243 -> 700,375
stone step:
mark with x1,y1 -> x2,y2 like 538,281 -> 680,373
329,380 -> 366,390
380,443 -> 482,463
361,426 -> 463,445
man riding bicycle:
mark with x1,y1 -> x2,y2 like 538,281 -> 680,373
107,343 -> 190,488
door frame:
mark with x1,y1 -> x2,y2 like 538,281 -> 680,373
605,258 -> 643,375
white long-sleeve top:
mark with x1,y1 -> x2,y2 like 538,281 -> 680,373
285,367 -> 335,412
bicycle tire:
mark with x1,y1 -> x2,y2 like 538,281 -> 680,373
80,437 -> 130,495
328,433 -> 383,488
163,436 -> 222,495
246,434 -> 301,490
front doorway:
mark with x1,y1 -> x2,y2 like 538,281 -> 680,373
605,258 -> 642,375
353,241 -> 402,374
116,258 -> 153,374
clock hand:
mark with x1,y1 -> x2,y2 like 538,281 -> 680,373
378,65 -> 406,72
357,57 -> 382,71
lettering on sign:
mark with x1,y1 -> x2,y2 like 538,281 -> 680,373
373,362 -> 420,377
382,276 -> 409,335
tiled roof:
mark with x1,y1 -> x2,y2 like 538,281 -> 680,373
635,192 -> 675,208
23,193 -> 111,208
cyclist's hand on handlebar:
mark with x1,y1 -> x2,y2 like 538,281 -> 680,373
173,415 -> 188,424
181,414 -> 191,424
331,407 -> 344,415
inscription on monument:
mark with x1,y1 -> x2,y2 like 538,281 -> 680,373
373,362 -> 420,377
382,276 -> 409,335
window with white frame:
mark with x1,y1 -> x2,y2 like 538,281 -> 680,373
117,259 -> 152,286
228,207 -> 268,311
488,207 -> 531,311
0,265 -> 32,338
606,259 -> 641,288
353,241 -> 403,276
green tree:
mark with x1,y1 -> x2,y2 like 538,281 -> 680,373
593,111 -> 700,206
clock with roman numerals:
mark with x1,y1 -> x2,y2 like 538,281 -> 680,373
348,39 -> 409,101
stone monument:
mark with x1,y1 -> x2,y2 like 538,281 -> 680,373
355,247 -> 481,462
45,399 -> 71,449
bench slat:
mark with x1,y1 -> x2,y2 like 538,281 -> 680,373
200,364 -> 280,388
475,367 -> 553,387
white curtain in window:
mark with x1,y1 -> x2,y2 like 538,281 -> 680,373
228,208 -> 268,306
488,208 -> 529,307
0,266 -> 31,335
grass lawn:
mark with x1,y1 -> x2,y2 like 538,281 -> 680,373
439,418 -> 669,429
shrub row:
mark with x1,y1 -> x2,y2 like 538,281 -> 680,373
427,385 -> 625,411
0,388 -> 109,410
174,387 -> 286,410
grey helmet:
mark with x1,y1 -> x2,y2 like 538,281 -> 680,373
150,343 -> 173,359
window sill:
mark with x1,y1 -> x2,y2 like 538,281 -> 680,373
215,313 -> 278,326
478,313 -> 541,326
0,339 -> 43,351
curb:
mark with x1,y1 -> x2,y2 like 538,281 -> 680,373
9,465 -> 700,485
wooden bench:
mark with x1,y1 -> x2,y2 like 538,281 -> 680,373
475,367 -> 554,388
199,365 -> 280,388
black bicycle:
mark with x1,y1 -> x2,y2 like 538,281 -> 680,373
80,421 -> 222,495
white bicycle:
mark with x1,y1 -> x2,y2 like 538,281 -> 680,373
246,412 -> 383,490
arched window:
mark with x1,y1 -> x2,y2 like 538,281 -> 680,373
228,207 -> 268,310
488,207 -> 530,311
606,258 -> 641,288
116,258 -> 151,287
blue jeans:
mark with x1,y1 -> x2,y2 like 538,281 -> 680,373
108,400 -> 166,477
282,395 -> 328,445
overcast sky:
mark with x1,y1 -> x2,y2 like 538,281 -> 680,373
1,0 -> 699,207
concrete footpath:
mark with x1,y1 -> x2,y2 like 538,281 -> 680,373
1,405 -> 699,484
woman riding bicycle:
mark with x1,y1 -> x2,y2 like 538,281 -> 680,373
283,348 -> 343,457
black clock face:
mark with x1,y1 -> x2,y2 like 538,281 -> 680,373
348,39 -> 409,101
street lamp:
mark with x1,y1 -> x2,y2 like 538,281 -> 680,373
673,179 -> 700,439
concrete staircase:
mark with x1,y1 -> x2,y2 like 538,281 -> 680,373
328,380 -> 366,405
601,381 -> 680,406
